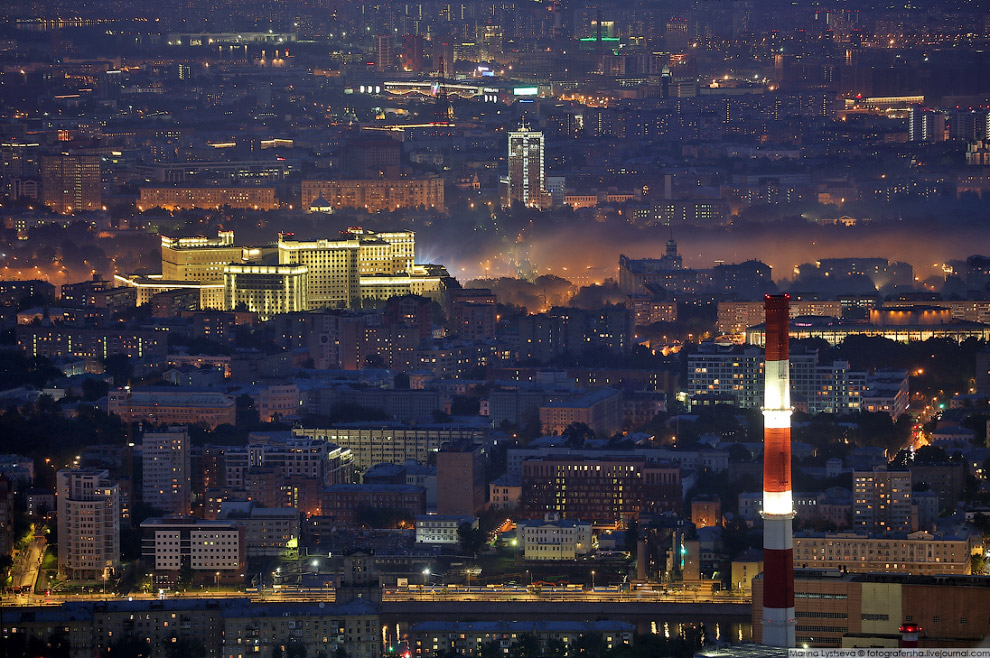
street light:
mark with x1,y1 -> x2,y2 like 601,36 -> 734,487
591,570 -> 596,589
215,571 -> 220,591
422,568 -> 430,587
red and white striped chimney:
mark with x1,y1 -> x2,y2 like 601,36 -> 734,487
762,294 -> 795,647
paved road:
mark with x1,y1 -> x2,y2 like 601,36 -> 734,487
9,535 -> 45,594
2,586 -> 751,607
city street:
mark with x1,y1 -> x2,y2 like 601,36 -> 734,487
1,584 -> 751,607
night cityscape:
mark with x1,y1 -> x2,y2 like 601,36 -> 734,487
3,0 -> 990,657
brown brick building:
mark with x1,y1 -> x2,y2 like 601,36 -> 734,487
753,570 -> 990,648
521,456 -> 680,523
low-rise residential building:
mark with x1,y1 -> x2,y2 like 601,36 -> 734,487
518,513 -> 593,560
415,514 -> 477,544
0,598 -> 381,658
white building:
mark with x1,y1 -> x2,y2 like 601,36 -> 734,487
416,514 -> 477,544
142,426 -> 191,515
140,517 -> 244,586
57,469 -> 120,579
518,513 -> 592,560
501,123 -> 550,209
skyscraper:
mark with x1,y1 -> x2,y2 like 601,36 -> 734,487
502,123 -> 552,209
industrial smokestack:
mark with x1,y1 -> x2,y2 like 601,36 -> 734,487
762,294 -> 795,647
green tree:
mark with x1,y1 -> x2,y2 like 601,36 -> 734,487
569,632 -> 607,658
479,641 -> 502,658
165,637 -> 206,658
103,634 -> 151,658
81,377 -> 109,401
508,633 -> 539,658
458,522 -> 487,557
562,422 -> 595,448
101,354 -> 133,386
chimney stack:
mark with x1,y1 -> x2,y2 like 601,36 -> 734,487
761,294 -> 795,647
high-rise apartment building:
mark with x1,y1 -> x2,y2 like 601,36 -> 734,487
142,426 -> 192,515
0,138 -> 41,197
502,123 -> 551,209
41,154 -> 101,213
853,466 -> 912,535
375,34 -> 392,71
57,469 -> 121,579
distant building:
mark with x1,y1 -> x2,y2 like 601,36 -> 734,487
717,300 -> 844,334
1,598 -> 381,658
691,496 -> 721,528
538,388 -> 623,437
138,186 -> 278,211
415,514 -> 477,544
160,231 -> 242,284
488,473 -> 522,511
754,570 -> 990,648
518,512 -> 593,560
142,426 -> 192,516
501,123 -> 551,209
57,469 -> 120,580
793,530 -> 979,575
293,424 -> 488,470
853,466 -> 912,535
16,325 -> 168,370
321,484 -> 425,526
140,516 -> 245,588
222,264 -> 309,319
41,154 -> 101,213
436,442 -> 487,516
108,389 -> 236,428
301,177 -> 444,213
521,455 -> 681,522
217,502 -> 300,557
